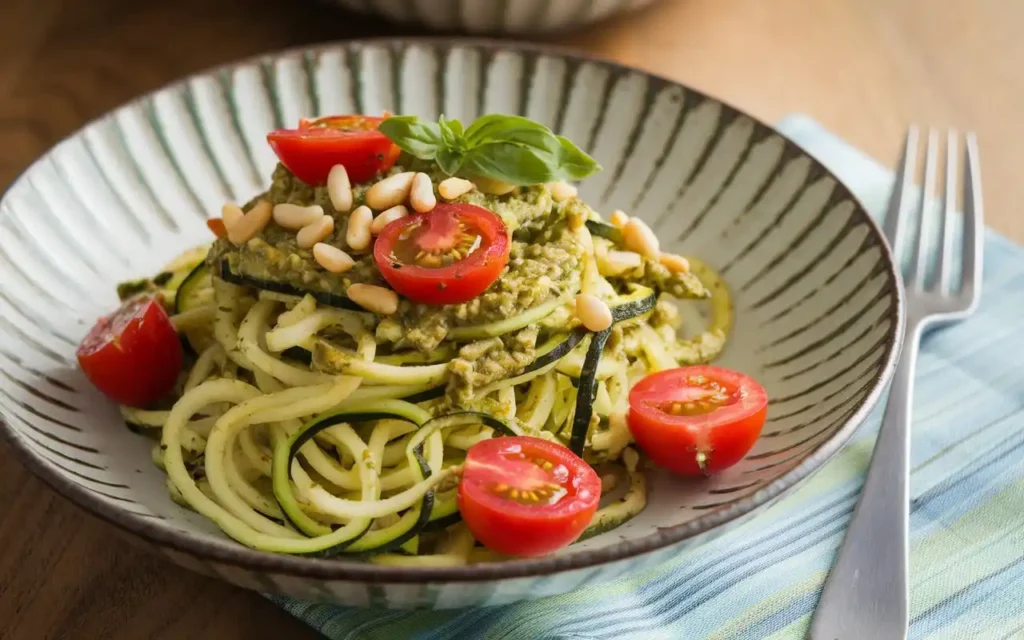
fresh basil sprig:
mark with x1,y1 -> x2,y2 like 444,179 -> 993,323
378,114 -> 601,186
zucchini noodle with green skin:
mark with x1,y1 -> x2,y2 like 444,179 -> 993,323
121,167 -> 733,563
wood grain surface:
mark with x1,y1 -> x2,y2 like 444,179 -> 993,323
1,1 -> 1020,638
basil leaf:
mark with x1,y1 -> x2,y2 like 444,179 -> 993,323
438,116 -> 465,151
436,147 -> 464,176
464,114 -> 547,145
556,136 -> 602,181
378,116 -> 443,160
462,142 -> 561,186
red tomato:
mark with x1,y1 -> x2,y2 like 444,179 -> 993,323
77,296 -> 183,407
206,217 -> 227,239
373,203 -> 510,305
458,436 -> 600,557
627,366 -> 768,476
267,115 -> 400,185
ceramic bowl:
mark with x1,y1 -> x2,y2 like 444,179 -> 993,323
0,39 -> 904,609
326,0 -> 663,34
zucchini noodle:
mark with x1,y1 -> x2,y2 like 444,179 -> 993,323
121,174 -> 733,562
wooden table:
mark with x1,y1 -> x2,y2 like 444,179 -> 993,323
1,0 -> 1020,637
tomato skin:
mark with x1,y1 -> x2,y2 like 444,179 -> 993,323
77,296 -> 183,407
627,366 -> 768,476
373,204 -> 510,306
267,115 -> 400,185
458,436 -> 600,557
206,218 -> 227,239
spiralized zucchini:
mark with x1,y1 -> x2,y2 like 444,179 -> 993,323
129,208 -> 731,561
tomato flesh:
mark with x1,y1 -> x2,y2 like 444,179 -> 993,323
373,203 -> 510,305
627,366 -> 768,476
267,114 -> 400,185
77,296 -> 183,407
458,436 -> 600,557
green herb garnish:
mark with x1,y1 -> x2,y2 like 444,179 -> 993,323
378,114 -> 601,186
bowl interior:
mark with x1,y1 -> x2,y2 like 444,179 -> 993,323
0,41 -> 900,581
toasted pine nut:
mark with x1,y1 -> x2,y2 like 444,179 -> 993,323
409,173 -> 437,213
370,205 -> 409,235
438,177 -> 475,200
623,217 -> 660,258
346,205 -> 373,252
600,249 -> 643,276
365,172 -> 415,210
575,293 -> 613,332
227,201 -> 272,245
548,181 -> 578,203
327,165 -> 353,213
609,210 -> 629,228
296,215 -> 335,249
577,225 -> 594,256
313,243 -> 355,274
222,203 -> 244,229
347,283 -> 399,315
473,176 -> 516,196
659,252 -> 690,274
600,473 -> 618,493
273,203 -> 324,230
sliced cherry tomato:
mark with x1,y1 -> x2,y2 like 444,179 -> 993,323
206,217 -> 227,239
77,296 -> 183,407
373,203 -> 510,305
627,365 -> 768,476
267,114 -> 400,185
458,436 -> 600,557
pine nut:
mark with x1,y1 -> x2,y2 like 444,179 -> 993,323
600,249 -> 643,276
409,173 -> 437,213
438,177 -> 475,200
609,210 -> 629,228
575,293 -> 613,332
296,215 -> 335,249
222,203 -> 244,229
346,205 -> 373,252
365,172 -> 415,210
347,283 -> 399,315
473,176 -> 516,196
548,181 -> 578,203
577,225 -> 594,256
370,205 -> 409,235
227,201 -> 272,245
659,252 -> 690,274
623,217 -> 660,258
327,165 -> 353,213
313,243 -> 355,274
600,473 -> 618,493
273,203 -> 324,230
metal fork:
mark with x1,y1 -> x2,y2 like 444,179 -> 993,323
809,128 -> 984,640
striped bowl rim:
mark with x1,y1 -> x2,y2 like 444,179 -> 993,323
0,37 -> 906,584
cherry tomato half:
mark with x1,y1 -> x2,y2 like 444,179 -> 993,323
206,217 -> 227,239
77,296 -> 183,407
267,115 -> 401,185
373,203 -> 510,305
458,436 -> 600,557
627,366 -> 768,476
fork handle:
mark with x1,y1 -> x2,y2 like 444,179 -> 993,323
809,326 -> 921,640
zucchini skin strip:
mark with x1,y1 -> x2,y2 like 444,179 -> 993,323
569,328 -> 611,456
219,259 -> 365,311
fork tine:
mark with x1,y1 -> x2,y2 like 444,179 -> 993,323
910,129 -> 938,288
936,131 -> 957,292
883,127 -> 919,267
961,132 -> 984,306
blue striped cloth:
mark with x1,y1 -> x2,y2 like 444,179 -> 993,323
271,116 -> 1024,639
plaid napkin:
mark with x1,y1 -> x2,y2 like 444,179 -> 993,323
270,115 -> 1024,640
